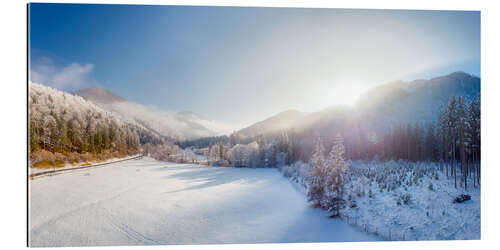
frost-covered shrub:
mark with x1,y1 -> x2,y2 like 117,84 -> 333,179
453,194 -> 471,203
67,152 -> 82,163
400,193 -> 411,205
281,165 -> 294,178
350,201 -> 357,208
279,161 -> 311,188
226,142 -> 259,167
30,150 -> 54,165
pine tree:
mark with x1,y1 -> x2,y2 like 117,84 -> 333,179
468,97 -> 480,186
324,134 -> 348,217
59,122 -> 69,153
308,137 -> 326,207
456,96 -> 469,189
407,123 -> 413,161
29,119 -> 38,153
425,123 -> 437,162
218,142 -> 224,162
437,109 -> 447,175
445,95 -> 458,188
103,127 -> 110,150
89,135 -> 96,154
256,134 -> 266,165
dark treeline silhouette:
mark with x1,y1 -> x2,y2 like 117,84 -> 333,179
178,135 -> 230,149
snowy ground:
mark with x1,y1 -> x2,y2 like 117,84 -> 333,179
29,157 -> 378,247
341,161 -> 481,241
281,160 -> 481,241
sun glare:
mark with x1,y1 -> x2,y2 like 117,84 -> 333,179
313,82 -> 367,111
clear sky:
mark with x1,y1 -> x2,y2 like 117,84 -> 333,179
29,4 -> 480,130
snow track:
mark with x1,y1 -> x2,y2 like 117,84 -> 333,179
29,157 -> 378,247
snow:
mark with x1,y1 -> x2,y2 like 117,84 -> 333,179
280,160 -> 481,241
29,157 -> 378,247
341,161 -> 481,241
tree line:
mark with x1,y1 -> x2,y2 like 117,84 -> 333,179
29,82 -> 140,167
372,95 -> 480,189
30,111 -> 140,155
189,95 -> 480,190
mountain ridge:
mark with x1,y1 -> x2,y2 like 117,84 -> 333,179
231,71 -> 480,140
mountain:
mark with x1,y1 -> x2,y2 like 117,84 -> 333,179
73,86 -> 128,104
74,87 -> 225,141
234,110 -> 308,138
355,71 -> 480,125
232,71 -> 480,140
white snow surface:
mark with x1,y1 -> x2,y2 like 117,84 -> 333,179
29,157 -> 378,247
281,160 -> 481,241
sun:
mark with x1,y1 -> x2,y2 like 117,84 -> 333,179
314,82 -> 367,110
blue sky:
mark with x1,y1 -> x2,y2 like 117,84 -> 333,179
29,4 -> 480,129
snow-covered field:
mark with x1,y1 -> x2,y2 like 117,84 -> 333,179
29,157 -> 378,247
281,160 -> 481,241
341,161 -> 481,241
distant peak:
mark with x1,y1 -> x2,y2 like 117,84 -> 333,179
73,86 -> 128,104
278,109 -> 302,115
447,71 -> 470,77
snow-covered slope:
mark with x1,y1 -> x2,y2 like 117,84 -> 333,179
28,158 -> 378,247
29,82 -> 164,146
74,87 -> 228,141
30,82 -> 122,125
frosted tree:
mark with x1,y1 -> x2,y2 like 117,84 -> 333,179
456,96 -> 470,189
208,144 -> 219,164
445,95 -> 458,188
218,142 -> 225,163
28,82 -> 143,167
308,137 -> 326,207
42,115 -> 57,151
425,123 -> 437,162
468,97 -> 480,186
437,109 -> 448,175
184,148 -> 197,163
256,134 -> 267,165
324,133 -> 348,216
29,118 -> 38,153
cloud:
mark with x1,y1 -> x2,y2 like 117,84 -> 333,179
30,57 -> 94,89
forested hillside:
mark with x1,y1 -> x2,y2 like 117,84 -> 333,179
29,82 -> 142,168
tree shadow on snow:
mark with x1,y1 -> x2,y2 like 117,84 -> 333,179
160,166 -> 273,194
277,206 -> 380,243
